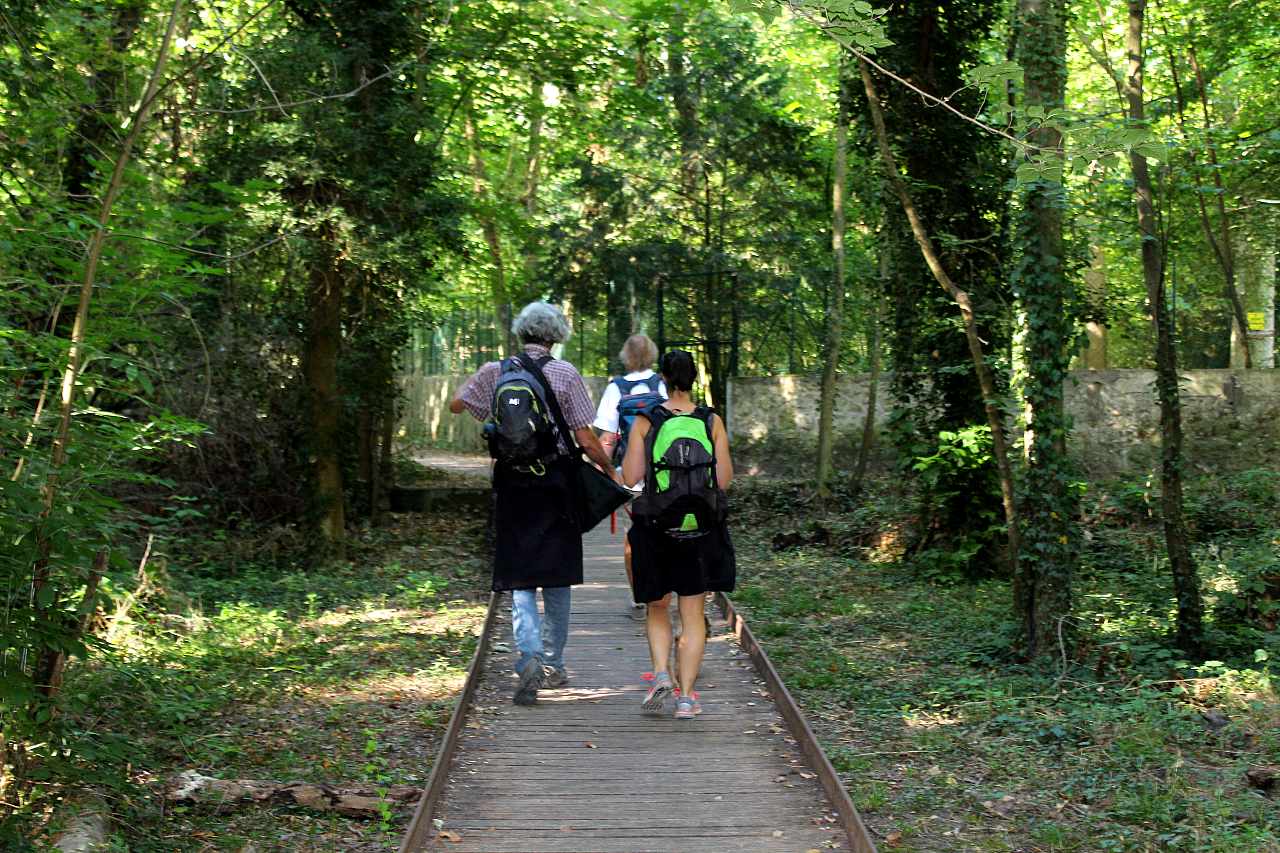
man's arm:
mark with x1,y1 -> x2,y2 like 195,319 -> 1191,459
451,363 -> 497,420
597,428 -> 619,458
576,427 -> 621,481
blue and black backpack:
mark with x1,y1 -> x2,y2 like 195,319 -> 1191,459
611,374 -> 665,465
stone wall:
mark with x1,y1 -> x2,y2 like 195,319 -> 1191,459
726,369 -> 1280,475
399,369 -> 1280,474
398,373 -> 609,452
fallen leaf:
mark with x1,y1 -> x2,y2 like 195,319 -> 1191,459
885,831 -> 903,846
437,830 -> 463,843
584,742 -> 597,749
772,830 -> 785,837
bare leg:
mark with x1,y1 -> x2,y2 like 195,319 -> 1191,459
676,594 -> 707,697
624,536 -> 635,600
645,594 -> 673,674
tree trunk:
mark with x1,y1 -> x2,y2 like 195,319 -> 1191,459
851,255 -> 884,496
1013,0 -> 1076,657
520,77 -> 547,290
357,407 -> 375,516
858,58 -> 1022,579
464,105 -> 510,352
667,8 -> 702,213
305,222 -> 346,555
1234,212 -> 1276,367
521,78 -> 545,217
1081,245 -> 1109,369
1125,0 -> 1203,654
35,550 -> 106,699
374,403 -> 395,525
63,1 -> 146,204
816,63 -> 850,500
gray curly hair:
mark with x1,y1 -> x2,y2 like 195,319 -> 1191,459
512,301 -> 572,345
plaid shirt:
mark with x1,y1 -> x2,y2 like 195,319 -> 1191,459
458,344 -> 596,452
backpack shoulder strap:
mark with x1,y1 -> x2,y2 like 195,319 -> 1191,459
517,353 -> 579,455
612,376 -> 632,395
693,406 -> 718,446
644,374 -> 663,394
643,404 -> 674,429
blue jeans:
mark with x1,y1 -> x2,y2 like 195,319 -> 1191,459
511,587 -> 571,674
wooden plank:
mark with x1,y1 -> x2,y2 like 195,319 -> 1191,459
403,523 -> 866,852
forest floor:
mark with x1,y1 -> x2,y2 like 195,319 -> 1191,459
731,471 -> 1280,852
26,457 -> 1280,852
33,479 -> 492,852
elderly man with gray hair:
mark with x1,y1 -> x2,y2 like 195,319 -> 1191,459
449,302 -> 618,705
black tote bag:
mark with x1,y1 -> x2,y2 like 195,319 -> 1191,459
519,355 -> 632,533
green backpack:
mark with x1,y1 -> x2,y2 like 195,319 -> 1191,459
634,406 -> 726,539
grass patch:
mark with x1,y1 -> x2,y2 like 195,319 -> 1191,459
22,510 -> 490,852
732,472 -> 1279,852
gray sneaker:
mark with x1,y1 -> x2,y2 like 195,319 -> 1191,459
641,671 -> 674,714
514,655 -> 545,706
543,665 -> 569,688
629,602 -> 646,622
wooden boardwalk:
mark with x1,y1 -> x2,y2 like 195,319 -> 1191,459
407,521 -> 857,852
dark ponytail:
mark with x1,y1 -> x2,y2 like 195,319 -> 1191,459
660,350 -> 697,392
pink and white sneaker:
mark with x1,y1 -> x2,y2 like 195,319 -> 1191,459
673,690 -> 702,718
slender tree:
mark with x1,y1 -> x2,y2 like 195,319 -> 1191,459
1124,0 -> 1204,654
816,61 -> 851,500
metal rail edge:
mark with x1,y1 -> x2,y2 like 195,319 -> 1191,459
399,590 -> 501,853
715,591 -> 879,853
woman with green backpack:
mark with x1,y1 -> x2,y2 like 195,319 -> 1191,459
621,350 -> 735,720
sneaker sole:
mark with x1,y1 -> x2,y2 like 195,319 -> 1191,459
641,684 -> 673,714
514,663 -> 545,706
674,705 -> 697,719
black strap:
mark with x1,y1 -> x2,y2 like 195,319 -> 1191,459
516,352 -> 580,458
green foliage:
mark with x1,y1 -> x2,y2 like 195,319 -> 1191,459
908,425 -> 1008,581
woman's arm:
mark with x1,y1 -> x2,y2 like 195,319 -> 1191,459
711,414 -> 734,490
621,417 -> 650,488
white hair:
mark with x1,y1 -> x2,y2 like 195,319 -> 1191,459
512,301 -> 572,345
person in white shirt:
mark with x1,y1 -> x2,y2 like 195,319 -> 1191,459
594,334 -> 667,620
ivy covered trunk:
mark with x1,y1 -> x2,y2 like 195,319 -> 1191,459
869,0 -> 1013,577
1013,0 -> 1077,656
1124,0 -> 1204,654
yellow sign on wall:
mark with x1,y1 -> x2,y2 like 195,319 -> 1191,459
1248,311 -> 1267,331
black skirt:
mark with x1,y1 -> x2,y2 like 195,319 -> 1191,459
491,459 -> 584,591
627,519 -> 736,603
